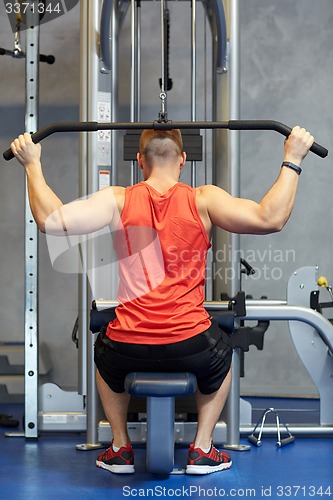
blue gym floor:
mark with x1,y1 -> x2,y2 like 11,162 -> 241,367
1,402 -> 332,500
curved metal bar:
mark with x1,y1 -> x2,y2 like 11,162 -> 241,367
100,0 -> 112,73
99,0 -> 226,133
100,0 -> 132,74
244,304 -> 333,354
3,119 -> 328,160
203,0 -> 227,73
214,0 -> 227,72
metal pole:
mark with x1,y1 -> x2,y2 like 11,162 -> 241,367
77,0 -> 103,451
111,0 -> 119,186
78,0 -> 118,451
229,0 -> 241,288
24,0 -> 40,440
191,0 -> 197,186
160,0 -> 165,94
136,0 -> 141,182
78,0 -> 88,399
137,1 -> 141,125
130,0 -> 137,121
130,0 -> 139,184
158,0 -> 167,120
220,0 -> 248,452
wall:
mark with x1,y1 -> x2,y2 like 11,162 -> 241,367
239,0 -> 333,396
0,0 -> 332,397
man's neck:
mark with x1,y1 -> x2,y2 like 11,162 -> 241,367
143,164 -> 181,192
143,176 -> 179,195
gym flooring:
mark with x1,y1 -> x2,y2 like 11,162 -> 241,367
1,401 -> 332,499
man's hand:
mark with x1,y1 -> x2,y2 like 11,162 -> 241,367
284,126 -> 314,165
10,132 -> 42,169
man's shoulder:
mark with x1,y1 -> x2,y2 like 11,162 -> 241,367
195,184 -> 220,198
102,186 -> 125,213
195,185 -> 229,213
110,185 -> 126,194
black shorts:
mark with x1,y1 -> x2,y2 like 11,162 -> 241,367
94,319 -> 233,395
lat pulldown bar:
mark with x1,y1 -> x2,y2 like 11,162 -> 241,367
3,120 -> 328,161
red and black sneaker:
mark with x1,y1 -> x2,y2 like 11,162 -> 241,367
96,441 -> 135,474
186,443 -> 232,475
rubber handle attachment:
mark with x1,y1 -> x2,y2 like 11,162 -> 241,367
39,54 -> 55,64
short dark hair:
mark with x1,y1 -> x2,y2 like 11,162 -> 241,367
139,129 -> 183,156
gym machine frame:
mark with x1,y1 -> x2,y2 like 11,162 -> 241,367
24,1 -> 40,440
4,0 -> 330,446
3,125 -> 330,444
4,0 -> 332,450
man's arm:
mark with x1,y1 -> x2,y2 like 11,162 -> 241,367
201,126 -> 314,235
11,133 -> 122,235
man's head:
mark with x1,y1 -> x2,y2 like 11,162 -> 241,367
138,129 -> 184,167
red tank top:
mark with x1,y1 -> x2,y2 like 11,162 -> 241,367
106,181 -> 211,344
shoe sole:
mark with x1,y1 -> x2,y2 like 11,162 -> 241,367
96,460 -> 135,474
186,460 -> 232,475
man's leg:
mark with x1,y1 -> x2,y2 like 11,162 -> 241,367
193,367 -> 232,450
96,369 -> 131,448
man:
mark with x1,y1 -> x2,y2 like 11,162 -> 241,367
11,126 -> 314,475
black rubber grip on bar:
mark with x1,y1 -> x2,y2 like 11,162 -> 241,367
3,119 -> 328,161
228,120 -> 328,158
3,122 -> 101,161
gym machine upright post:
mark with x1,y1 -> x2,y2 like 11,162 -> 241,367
24,1 -> 40,441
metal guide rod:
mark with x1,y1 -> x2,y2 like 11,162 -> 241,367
84,0 -> 100,450
24,0 -> 40,440
130,0 -> 140,185
137,2 -> 141,126
191,0 -> 197,186
158,0 -> 167,121
160,0 -> 165,94
3,120 -> 328,159
78,0 -> 88,399
110,0 -> 119,186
